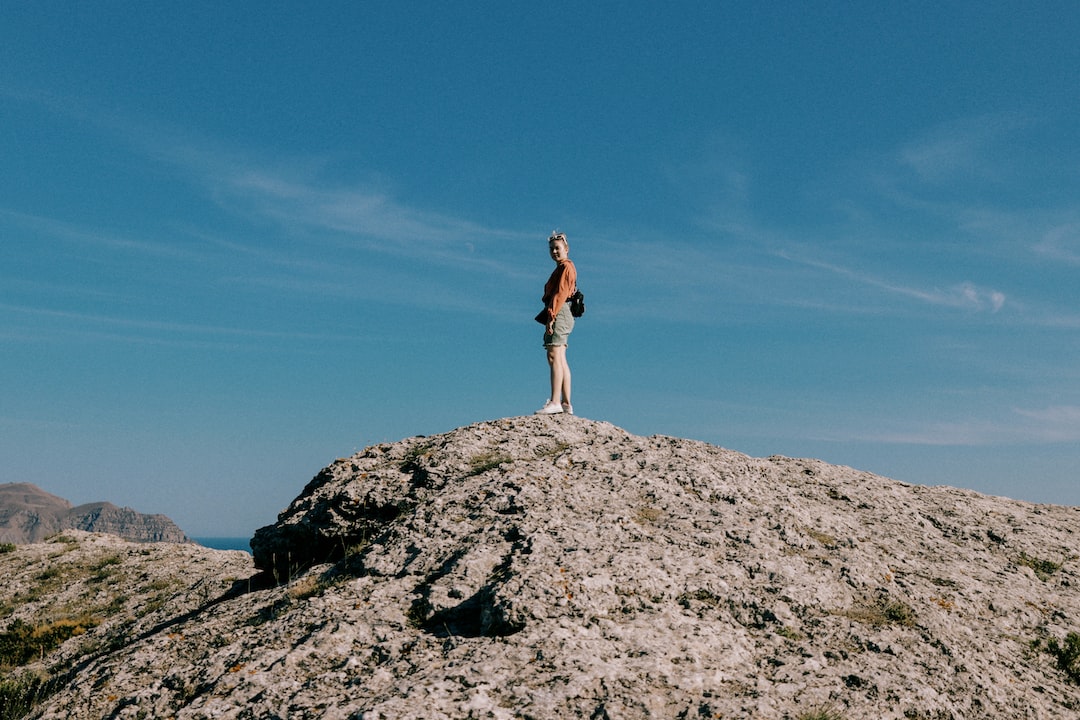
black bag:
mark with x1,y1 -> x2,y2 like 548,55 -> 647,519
569,289 -> 585,317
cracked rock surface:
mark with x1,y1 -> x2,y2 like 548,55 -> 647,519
8,416 -> 1080,718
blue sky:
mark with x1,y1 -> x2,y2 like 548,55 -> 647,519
3,2 -> 1079,537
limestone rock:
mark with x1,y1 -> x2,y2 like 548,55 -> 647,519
7,417 -> 1080,719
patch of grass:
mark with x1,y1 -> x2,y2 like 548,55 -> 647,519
466,451 -> 511,476
673,587 -> 725,617
1017,552 -> 1063,582
405,596 -> 432,629
397,442 -> 436,487
536,440 -> 572,458
825,487 -> 851,502
246,597 -> 292,627
0,543 -> 16,554
140,596 -> 168,614
145,577 -> 175,591
89,555 -> 123,571
35,566 -> 65,582
399,442 -> 434,470
798,707 -> 844,720
876,598 -> 916,626
776,625 -> 804,641
344,540 -> 372,558
287,573 -> 337,601
130,576 -> 183,615
0,671 -> 53,720
634,506 -> 663,524
23,565 -> 72,602
89,554 -> 124,583
841,596 -> 916,628
0,616 -> 101,668
676,589 -> 722,610
1037,631 -> 1080,684
805,528 -> 839,549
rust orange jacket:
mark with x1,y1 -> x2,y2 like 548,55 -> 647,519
535,259 -> 577,324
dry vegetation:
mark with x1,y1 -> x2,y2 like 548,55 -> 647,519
0,532 -> 251,720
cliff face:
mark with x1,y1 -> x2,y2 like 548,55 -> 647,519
5,417 -> 1080,719
68,501 -> 188,543
0,482 -> 188,544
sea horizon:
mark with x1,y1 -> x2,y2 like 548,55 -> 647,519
193,536 -> 252,553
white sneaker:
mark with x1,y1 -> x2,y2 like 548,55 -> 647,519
562,403 -> 574,415
535,400 -> 563,415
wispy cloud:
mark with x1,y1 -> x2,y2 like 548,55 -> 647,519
830,405 -> 1080,446
1034,221 -> 1080,265
14,92 -> 537,281
0,208 -> 207,261
194,167 -> 550,303
775,251 -> 1006,313
124,126 -> 541,280
16,94 -> 1073,333
224,170 -> 506,248
1013,405 -> 1080,442
0,302 -> 357,348
897,112 -> 1030,184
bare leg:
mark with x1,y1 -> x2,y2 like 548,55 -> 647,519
547,345 -> 571,405
559,347 -> 571,407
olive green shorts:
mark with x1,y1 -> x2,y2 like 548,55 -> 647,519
543,303 -> 575,347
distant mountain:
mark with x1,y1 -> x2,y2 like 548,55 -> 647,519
0,482 -> 188,544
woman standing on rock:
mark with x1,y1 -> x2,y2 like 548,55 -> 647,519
535,231 -> 577,415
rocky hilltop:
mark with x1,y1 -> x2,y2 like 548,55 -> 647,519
4,416 -> 1080,719
0,483 -> 188,544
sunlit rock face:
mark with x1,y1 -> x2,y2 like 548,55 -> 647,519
10,416 -> 1080,719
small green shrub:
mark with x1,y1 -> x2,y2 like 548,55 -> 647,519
0,616 -> 101,668
805,528 -> 839,549
798,706 -> 844,720
536,440 -> 572,458
90,558 -> 123,583
89,555 -> 122,571
466,451 -> 511,476
1018,552 -> 1063,581
634,506 -> 663,524
23,565 -> 72,602
245,598 -> 291,627
842,596 -> 916,628
1041,631 -> 1080,684
35,566 -> 65,582
882,599 -> 917,626
677,589 -> 722,609
0,543 -> 16,554
398,442 -> 433,472
776,625 -> 804,641
287,573 -> 338,600
0,671 -> 52,720
405,596 -> 433,628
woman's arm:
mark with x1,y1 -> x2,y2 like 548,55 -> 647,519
547,262 -> 577,321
